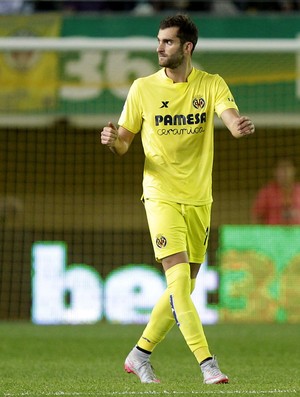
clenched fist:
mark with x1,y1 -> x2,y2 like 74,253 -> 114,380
235,116 -> 255,137
100,122 -> 119,148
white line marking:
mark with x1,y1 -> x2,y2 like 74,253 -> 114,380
2,389 -> 299,396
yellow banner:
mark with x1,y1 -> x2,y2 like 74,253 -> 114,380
0,14 -> 61,112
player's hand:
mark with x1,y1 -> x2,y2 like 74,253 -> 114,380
235,116 -> 255,136
100,122 -> 119,147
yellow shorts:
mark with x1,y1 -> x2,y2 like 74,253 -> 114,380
144,199 -> 211,264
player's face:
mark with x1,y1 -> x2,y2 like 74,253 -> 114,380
157,27 -> 185,69
275,161 -> 296,187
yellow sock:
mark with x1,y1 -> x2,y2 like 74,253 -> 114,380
137,276 -> 197,353
166,263 -> 211,363
137,288 -> 174,352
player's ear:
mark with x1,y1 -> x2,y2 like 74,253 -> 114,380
184,42 -> 193,54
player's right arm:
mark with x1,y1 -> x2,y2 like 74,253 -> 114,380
100,121 -> 135,156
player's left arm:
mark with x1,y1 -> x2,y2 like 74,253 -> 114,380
221,108 -> 255,139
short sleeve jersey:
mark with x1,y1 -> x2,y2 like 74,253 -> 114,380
118,67 -> 238,205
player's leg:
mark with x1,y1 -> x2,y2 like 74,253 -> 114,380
136,200 -> 189,349
162,256 -> 228,384
136,256 -> 198,352
124,274 -> 198,384
124,201 -> 228,384
159,203 -> 212,363
184,204 -> 228,384
124,200 -> 189,383
163,258 -> 211,363
124,264 -> 199,383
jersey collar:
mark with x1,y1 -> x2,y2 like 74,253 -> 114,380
160,67 -> 196,84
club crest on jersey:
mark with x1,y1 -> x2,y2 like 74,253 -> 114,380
156,234 -> 167,248
192,97 -> 206,110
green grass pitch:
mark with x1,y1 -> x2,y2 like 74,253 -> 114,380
0,322 -> 299,396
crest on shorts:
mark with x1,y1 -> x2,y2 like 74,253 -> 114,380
156,234 -> 167,248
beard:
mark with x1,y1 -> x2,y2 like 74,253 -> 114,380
158,49 -> 184,69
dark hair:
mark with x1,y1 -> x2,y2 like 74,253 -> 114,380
159,14 -> 198,54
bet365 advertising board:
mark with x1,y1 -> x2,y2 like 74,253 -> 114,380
218,225 -> 300,323
0,14 -> 299,116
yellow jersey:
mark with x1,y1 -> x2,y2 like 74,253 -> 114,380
118,67 -> 238,205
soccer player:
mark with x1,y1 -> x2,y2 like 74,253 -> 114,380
100,14 -> 255,385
